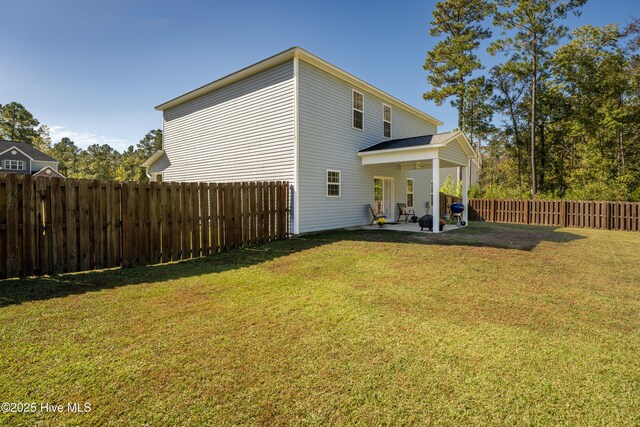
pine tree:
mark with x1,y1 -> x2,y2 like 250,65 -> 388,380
137,129 -> 163,159
490,0 -> 586,196
0,102 -> 40,143
423,0 -> 494,130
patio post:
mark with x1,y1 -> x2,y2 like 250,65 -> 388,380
432,158 -> 440,233
462,163 -> 469,225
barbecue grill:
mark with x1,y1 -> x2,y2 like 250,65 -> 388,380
450,203 -> 465,226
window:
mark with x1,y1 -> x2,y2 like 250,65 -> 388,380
326,170 -> 341,197
4,160 -> 25,170
352,90 -> 364,130
383,104 -> 391,138
406,178 -> 414,208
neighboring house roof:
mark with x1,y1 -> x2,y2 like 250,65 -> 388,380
33,166 -> 65,178
359,131 -> 459,153
155,47 -> 444,127
0,140 -> 58,162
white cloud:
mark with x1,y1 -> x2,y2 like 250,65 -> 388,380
49,125 -> 130,152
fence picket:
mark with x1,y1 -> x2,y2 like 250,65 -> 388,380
34,177 -> 46,275
49,178 -> 64,274
0,178 -> 5,278
200,183 -> 209,256
190,182 -> 200,257
22,175 -> 37,276
149,181 -> 159,264
6,175 -> 19,277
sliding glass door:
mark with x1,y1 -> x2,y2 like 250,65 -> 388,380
373,177 -> 394,219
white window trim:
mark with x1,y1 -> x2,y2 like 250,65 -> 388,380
383,104 -> 392,139
326,169 -> 341,198
352,89 -> 364,131
4,159 -> 25,170
406,178 -> 414,208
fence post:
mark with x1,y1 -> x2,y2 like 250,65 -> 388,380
560,201 -> 567,227
491,199 -> 496,223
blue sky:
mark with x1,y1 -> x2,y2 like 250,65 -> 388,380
2,0 -> 637,151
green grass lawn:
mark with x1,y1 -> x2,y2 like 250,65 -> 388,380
1,223 -> 639,425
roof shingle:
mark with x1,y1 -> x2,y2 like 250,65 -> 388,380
358,131 -> 457,153
0,140 -> 57,162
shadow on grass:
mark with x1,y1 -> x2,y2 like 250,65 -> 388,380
345,221 -> 587,251
0,222 -> 585,308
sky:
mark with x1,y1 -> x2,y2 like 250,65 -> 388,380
2,0 -> 638,152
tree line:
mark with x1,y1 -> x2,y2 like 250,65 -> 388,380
425,0 -> 640,201
0,102 -> 161,181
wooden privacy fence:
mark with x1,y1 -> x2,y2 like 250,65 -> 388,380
469,198 -> 640,232
0,174 -> 290,279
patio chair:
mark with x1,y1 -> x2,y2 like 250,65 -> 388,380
396,203 -> 416,223
368,204 -> 387,226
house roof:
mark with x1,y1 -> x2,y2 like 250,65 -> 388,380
155,47 -> 444,127
141,149 -> 166,168
358,131 -> 459,153
0,140 -> 57,162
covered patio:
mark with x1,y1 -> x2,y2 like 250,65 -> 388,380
364,221 -> 465,233
357,131 -> 477,233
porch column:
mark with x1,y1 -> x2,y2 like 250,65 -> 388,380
462,163 -> 469,225
432,158 -> 440,233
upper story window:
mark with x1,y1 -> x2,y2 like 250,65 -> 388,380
4,160 -> 25,170
383,104 -> 392,138
352,90 -> 364,130
326,170 -> 341,197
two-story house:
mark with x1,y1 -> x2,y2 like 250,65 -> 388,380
0,140 -> 64,178
143,47 -> 476,233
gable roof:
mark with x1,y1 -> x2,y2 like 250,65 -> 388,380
33,166 -> 65,178
0,140 -> 58,162
155,47 -> 443,127
358,130 -> 477,160
141,149 -> 166,168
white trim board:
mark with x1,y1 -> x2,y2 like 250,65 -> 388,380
293,56 -> 300,234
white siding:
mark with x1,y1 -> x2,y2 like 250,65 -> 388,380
297,60 -> 438,233
148,153 -> 170,175
439,139 -> 469,166
161,61 -> 295,183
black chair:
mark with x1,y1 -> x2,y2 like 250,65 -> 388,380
368,204 -> 387,226
396,203 -> 415,223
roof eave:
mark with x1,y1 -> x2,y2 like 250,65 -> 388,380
155,47 -> 300,111
142,149 -> 166,167
155,47 -> 444,127
295,49 -> 443,127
